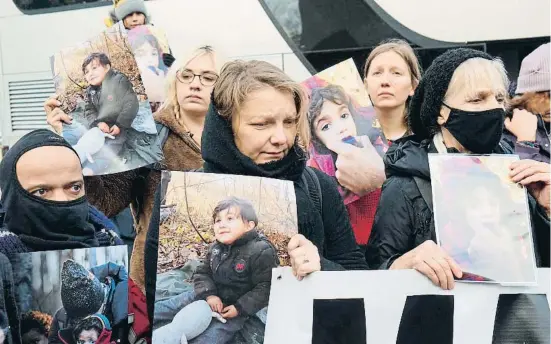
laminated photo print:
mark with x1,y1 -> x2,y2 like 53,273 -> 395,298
127,25 -> 170,105
6,246 -> 129,344
50,25 -> 163,176
153,171 -> 298,344
301,58 -> 386,246
429,154 -> 537,285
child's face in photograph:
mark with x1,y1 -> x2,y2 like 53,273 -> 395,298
134,41 -> 159,69
77,329 -> 99,344
465,187 -> 501,230
314,100 -> 358,147
213,207 -> 255,245
84,59 -> 110,87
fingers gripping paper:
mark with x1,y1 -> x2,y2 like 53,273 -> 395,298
264,268 -> 550,344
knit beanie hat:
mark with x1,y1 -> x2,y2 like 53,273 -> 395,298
113,0 -> 149,23
408,48 -> 493,139
61,260 -> 104,318
515,43 -> 550,94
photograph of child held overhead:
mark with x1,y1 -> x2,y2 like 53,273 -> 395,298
50,25 -> 162,176
153,171 -> 298,344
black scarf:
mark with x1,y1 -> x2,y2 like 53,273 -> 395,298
201,101 -> 307,181
201,101 -> 325,248
0,130 -> 98,251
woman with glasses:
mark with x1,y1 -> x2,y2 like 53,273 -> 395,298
43,46 -> 222,296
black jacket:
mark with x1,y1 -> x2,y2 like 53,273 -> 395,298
84,69 -> 139,129
366,135 -> 550,269
193,230 -> 279,316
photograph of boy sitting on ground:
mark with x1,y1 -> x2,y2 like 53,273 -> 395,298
50,25 -> 162,176
154,171 -> 298,344
7,246 -> 129,344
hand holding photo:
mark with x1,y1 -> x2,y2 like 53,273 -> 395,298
50,25 -> 162,176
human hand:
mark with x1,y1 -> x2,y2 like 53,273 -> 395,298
504,109 -> 538,142
221,305 -> 239,319
206,295 -> 223,313
44,94 -> 72,134
288,234 -> 321,281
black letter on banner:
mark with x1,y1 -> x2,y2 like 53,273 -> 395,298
312,299 -> 366,344
396,295 -> 454,344
492,294 -> 550,344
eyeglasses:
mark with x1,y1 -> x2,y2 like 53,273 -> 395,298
176,70 -> 219,87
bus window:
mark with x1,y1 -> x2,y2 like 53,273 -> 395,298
260,0 -> 549,79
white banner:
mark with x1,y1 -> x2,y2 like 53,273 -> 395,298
264,268 -> 550,344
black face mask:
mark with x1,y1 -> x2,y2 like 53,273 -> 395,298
442,104 -> 505,154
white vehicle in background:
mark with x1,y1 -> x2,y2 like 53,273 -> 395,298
0,0 -> 549,147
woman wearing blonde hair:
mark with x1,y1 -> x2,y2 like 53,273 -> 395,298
147,59 -> 368,343
44,45 -> 221,294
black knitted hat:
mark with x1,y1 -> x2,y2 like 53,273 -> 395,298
61,260 -> 104,318
408,48 -> 493,139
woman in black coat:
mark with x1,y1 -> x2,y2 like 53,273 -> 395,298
366,48 -> 550,288
145,60 -> 368,344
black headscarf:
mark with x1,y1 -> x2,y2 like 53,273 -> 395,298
201,97 -> 307,181
0,129 -> 98,251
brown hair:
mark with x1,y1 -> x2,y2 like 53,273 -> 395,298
363,39 -> 422,87
509,91 -> 550,116
213,60 -> 309,147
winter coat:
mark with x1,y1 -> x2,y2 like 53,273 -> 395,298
365,135 -> 550,270
84,69 -> 139,129
193,231 -> 279,316
83,105 -> 203,292
502,115 -> 550,163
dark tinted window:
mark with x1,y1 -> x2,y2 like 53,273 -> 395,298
260,0 -> 549,77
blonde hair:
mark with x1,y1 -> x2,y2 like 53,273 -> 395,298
160,45 -> 221,120
213,60 -> 310,147
445,57 -> 509,103
363,39 -> 422,88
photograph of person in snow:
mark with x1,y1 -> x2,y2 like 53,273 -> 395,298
58,314 -> 115,344
430,155 -> 537,284
48,259 -> 128,344
50,25 -> 162,176
5,246 -> 128,344
154,196 -> 279,344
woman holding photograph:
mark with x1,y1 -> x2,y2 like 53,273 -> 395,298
366,48 -> 550,287
44,45 -> 221,294
167,59 -> 368,343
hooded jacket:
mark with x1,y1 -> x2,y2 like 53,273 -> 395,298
84,69 -> 139,129
365,135 -> 550,270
